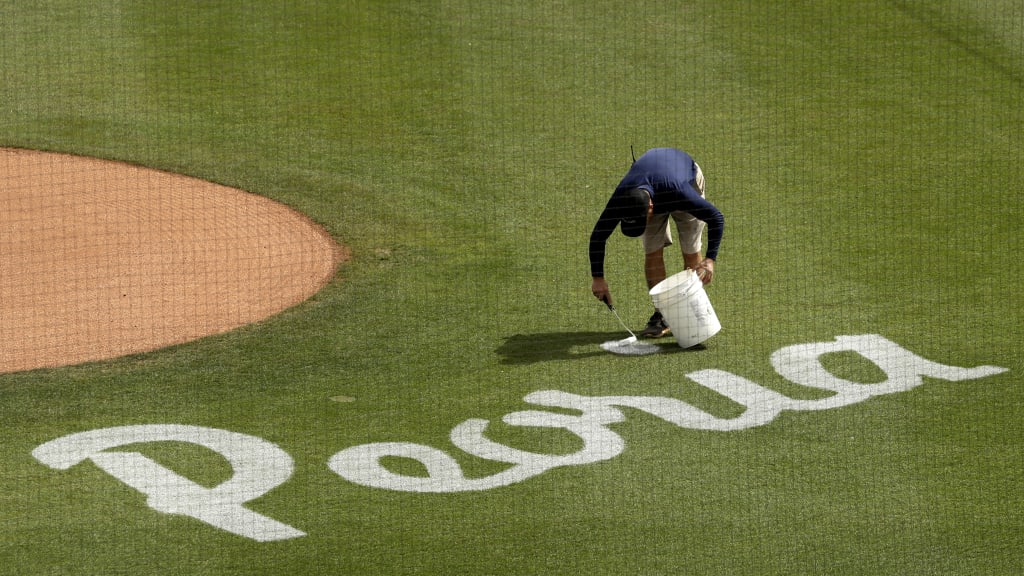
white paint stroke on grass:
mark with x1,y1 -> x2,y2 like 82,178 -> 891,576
32,334 -> 1008,541
328,335 -> 1007,492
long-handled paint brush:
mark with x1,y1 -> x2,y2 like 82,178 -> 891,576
600,299 -> 660,356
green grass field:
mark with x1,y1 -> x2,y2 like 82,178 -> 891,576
2,1 -> 1022,574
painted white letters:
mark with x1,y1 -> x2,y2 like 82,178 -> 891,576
31,424 -> 305,541
327,334 -> 1008,492
770,334 -> 1008,397
34,335 -> 1008,540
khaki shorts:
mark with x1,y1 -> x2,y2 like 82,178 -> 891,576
642,162 -> 706,255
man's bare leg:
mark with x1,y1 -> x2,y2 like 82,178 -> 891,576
645,248 -> 667,289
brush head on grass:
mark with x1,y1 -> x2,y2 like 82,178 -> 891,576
600,336 -> 662,356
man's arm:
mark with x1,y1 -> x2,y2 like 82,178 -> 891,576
681,196 -> 724,262
663,189 -> 722,285
591,277 -> 611,306
589,204 -> 619,304
685,252 -> 715,284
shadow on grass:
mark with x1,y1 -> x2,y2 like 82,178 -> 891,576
496,332 -> 702,364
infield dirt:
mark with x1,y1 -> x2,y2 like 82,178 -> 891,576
0,148 -> 345,374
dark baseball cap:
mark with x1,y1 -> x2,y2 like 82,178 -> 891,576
615,188 -> 650,237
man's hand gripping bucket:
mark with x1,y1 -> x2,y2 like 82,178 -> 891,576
649,269 -> 721,348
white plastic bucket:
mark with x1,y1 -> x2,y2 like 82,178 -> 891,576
648,269 -> 721,348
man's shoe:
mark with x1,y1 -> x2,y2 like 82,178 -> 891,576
639,311 -> 671,338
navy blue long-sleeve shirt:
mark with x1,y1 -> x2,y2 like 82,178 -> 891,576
589,148 -> 724,277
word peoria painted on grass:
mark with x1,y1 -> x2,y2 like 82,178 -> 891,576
33,335 -> 1007,542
